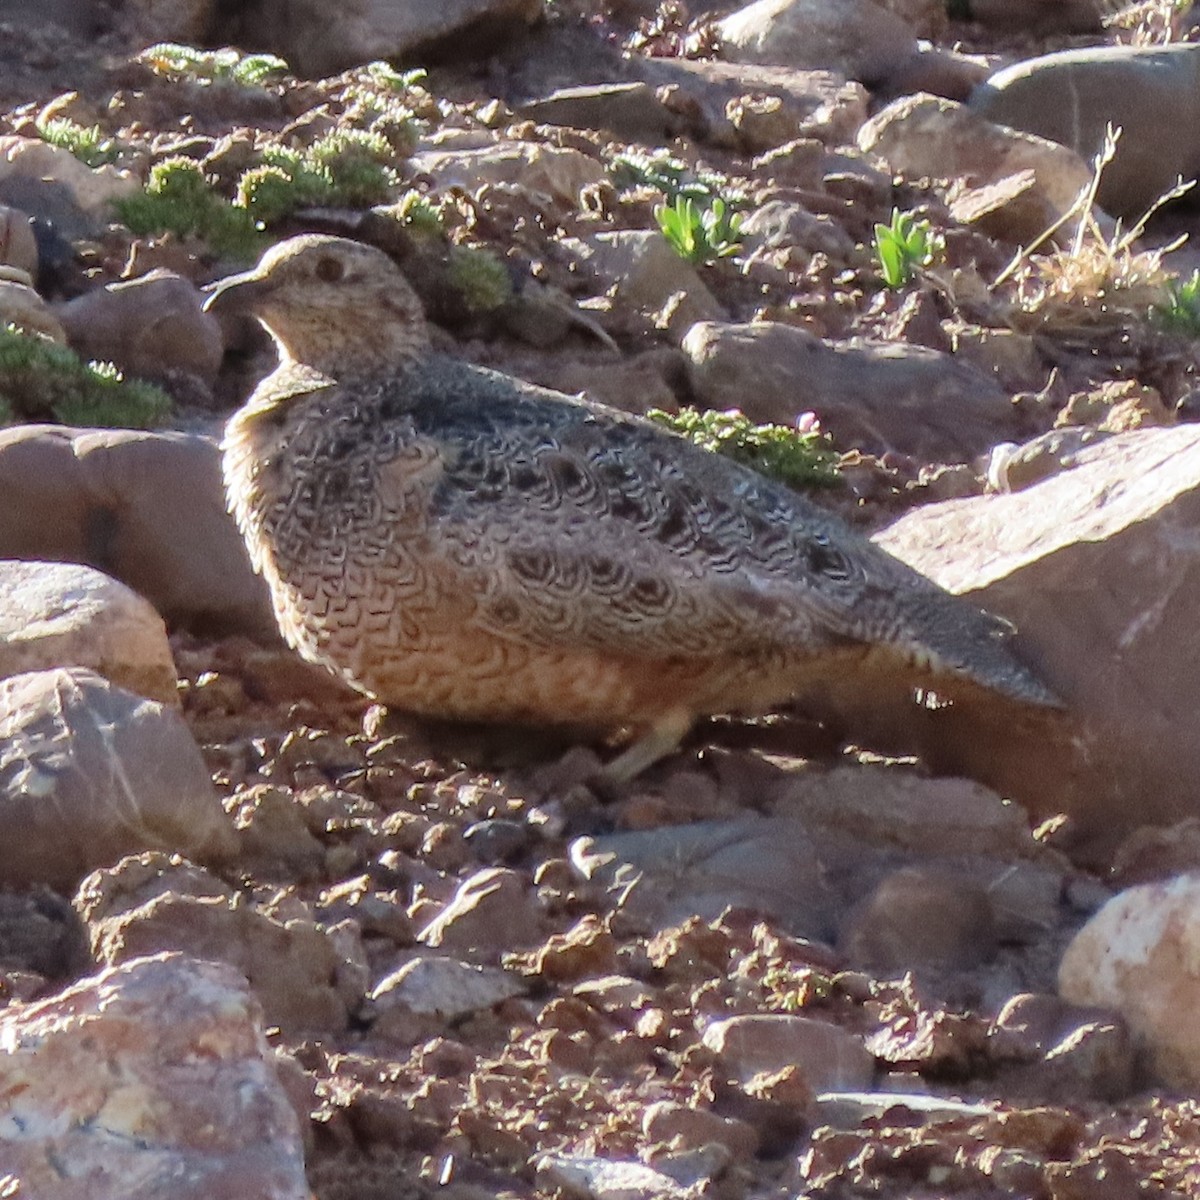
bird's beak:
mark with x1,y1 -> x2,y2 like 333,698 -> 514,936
202,269 -> 272,316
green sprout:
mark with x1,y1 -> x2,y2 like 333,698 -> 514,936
137,43 -> 290,88
115,156 -> 263,259
648,407 -> 839,490
0,324 -> 171,428
35,117 -> 119,168
873,208 -> 943,289
655,195 -> 743,265
1152,269 -> 1200,336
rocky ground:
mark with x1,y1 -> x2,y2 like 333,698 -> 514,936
4,0 -> 1200,1197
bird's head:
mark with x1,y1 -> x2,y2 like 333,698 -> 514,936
203,234 -> 430,378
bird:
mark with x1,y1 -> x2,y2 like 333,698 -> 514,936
205,234 -> 1058,782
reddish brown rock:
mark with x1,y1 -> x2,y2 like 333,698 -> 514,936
77,853 -> 358,1036
0,952 -> 309,1200
874,426 -> 1200,855
0,425 -> 274,638
418,867 -> 545,958
0,668 -> 234,889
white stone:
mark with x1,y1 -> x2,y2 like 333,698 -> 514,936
0,560 -> 178,704
370,954 -> 524,1018
1059,872 -> 1200,1088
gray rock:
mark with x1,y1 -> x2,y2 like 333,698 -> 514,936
518,82 -> 680,142
369,954 -> 525,1018
0,425 -> 275,639
813,1091 -> 994,1128
0,668 -> 234,889
0,204 -> 37,277
682,320 -> 1014,462
971,43 -> 1200,218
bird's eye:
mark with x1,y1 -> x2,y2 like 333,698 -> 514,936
315,256 -> 345,283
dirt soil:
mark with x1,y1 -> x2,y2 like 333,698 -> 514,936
4,2 -> 1200,1198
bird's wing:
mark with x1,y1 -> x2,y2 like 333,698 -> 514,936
390,359 -> 900,661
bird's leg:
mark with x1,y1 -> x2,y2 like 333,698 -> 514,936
600,708 -> 694,787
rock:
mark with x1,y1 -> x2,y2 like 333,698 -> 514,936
681,320 -> 1014,462
839,866 -> 998,971
418,867 -> 545,957
369,954 -> 525,1018
517,82 -> 680,143
875,426 -> 1200,852
986,427 -> 1107,493
120,0 -> 216,43
572,819 -> 838,941
247,0 -> 543,77
0,668 -> 234,890
0,887 -> 88,979
0,135 -> 138,240
752,137 -> 825,189
971,44 -> 1200,218
771,765 -> 1034,857
640,59 -> 869,148
537,1155 -> 690,1200
0,560 -> 177,703
77,853 -> 357,1036
967,0 -> 1105,35
57,270 -> 224,389
412,139 -> 606,208
739,200 -> 858,269
1058,873 -> 1200,1088
878,47 -> 989,103
0,425 -> 275,639
702,1013 -> 875,1095
0,203 -> 37,276
813,1091 -> 994,1128
0,274 -> 65,341
642,1101 -> 760,1158
570,231 -> 727,340
990,991 -> 1135,1101
859,94 -> 1098,245
717,0 -> 919,87
0,952 -> 309,1200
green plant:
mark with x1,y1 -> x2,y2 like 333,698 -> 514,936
362,62 -> 428,93
1151,268 -> 1200,335
0,324 -> 171,428
873,208 -> 943,288
394,190 -> 444,238
648,407 -> 839,489
236,130 -> 399,226
446,245 -> 513,313
116,156 -> 263,259
137,43 -> 290,87
610,150 -> 743,206
35,117 -> 119,168
655,194 -> 743,265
